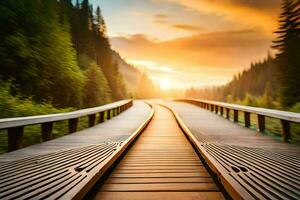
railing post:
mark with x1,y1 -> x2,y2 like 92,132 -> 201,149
244,112 -> 250,127
88,114 -> 96,127
215,106 -> 219,114
226,108 -> 230,119
211,105 -> 214,112
107,110 -> 111,120
68,118 -> 78,133
280,120 -> 290,142
220,107 -> 224,116
258,115 -> 265,132
8,126 -> 24,151
234,110 -> 238,122
99,112 -> 105,123
42,122 -> 53,141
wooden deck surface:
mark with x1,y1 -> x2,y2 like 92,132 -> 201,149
164,101 -> 300,155
95,105 -> 225,200
163,101 -> 300,200
0,101 -> 151,163
0,101 -> 153,200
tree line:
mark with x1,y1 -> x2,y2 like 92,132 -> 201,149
0,0 -> 129,117
186,0 -> 300,111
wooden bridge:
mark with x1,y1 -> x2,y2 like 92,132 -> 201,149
0,99 -> 299,200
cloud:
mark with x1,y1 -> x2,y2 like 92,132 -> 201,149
111,30 -> 271,80
154,14 -> 168,19
171,24 -> 204,32
160,0 -> 281,36
153,14 -> 168,24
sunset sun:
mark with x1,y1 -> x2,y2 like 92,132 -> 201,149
158,78 -> 171,90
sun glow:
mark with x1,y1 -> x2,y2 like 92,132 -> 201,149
158,78 -> 171,90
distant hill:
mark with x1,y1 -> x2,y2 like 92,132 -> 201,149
111,50 -> 142,93
186,55 -> 280,108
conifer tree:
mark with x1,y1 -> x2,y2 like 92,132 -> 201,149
273,0 -> 300,107
0,0 -> 84,108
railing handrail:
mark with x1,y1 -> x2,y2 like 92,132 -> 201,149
180,98 -> 300,123
176,98 -> 300,142
1,99 -> 133,152
0,99 -> 132,129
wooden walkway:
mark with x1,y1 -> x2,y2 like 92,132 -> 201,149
163,101 -> 300,200
0,101 -> 151,163
94,105 -> 225,200
1,100 -> 299,199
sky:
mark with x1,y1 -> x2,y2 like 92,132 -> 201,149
95,0 -> 282,89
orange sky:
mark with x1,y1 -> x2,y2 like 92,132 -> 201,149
98,0 -> 282,89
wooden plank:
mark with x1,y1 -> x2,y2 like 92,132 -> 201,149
95,192 -> 225,200
105,177 -> 214,184
101,183 -> 219,192
110,172 -> 210,178
115,165 -> 205,170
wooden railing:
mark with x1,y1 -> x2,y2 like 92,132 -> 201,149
0,99 -> 133,152
177,98 -> 300,142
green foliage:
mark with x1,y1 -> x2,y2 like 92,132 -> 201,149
80,54 -> 112,107
0,0 -> 130,115
0,83 -> 70,118
0,0 -> 85,108
290,102 -> 300,113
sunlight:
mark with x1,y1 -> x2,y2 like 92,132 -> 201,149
158,78 -> 171,90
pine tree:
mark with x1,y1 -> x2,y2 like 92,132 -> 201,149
0,0 -> 85,108
273,0 -> 300,107
83,63 -> 111,107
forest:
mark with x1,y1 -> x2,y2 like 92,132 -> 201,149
0,0 -> 162,118
186,0 -> 300,112
1,0 -> 299,119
